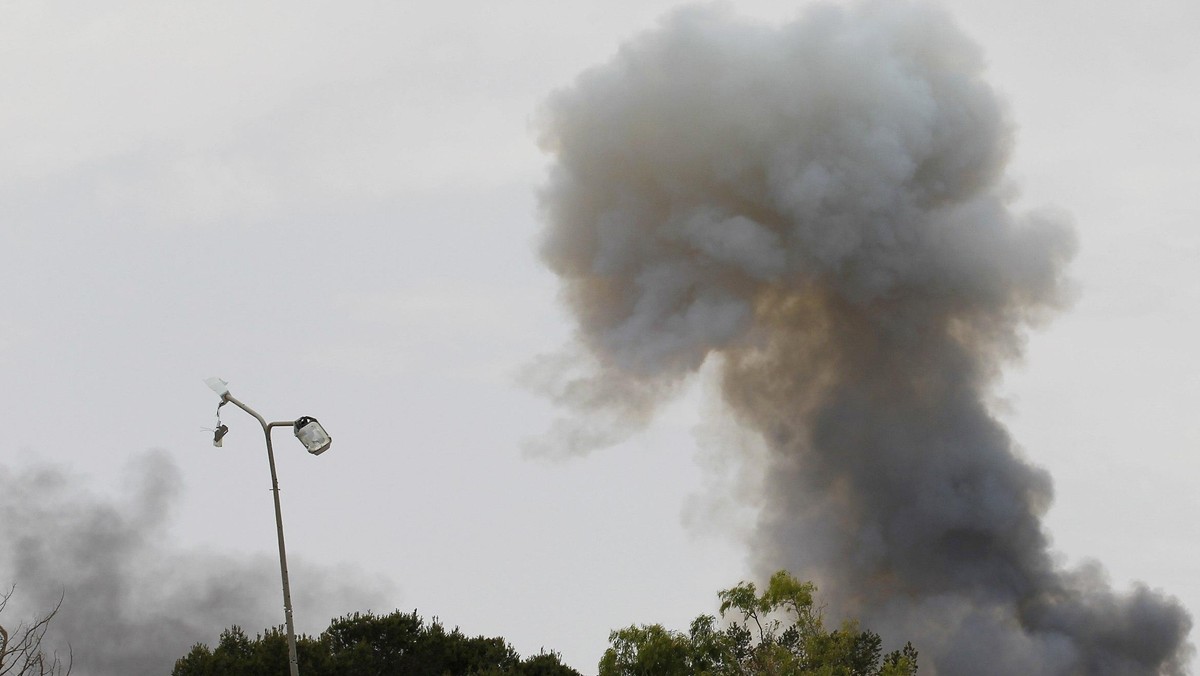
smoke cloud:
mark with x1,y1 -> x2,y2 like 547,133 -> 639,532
536,2 -> 1192,673
0,451 -> 390,675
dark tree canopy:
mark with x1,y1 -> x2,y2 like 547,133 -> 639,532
173,573 -> 914,676
172,610 -> 580,676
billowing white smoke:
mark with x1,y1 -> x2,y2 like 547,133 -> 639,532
536,2 -> 1192,673
0,451 -> 389,675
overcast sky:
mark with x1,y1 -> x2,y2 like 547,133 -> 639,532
2,1 -> 1198,673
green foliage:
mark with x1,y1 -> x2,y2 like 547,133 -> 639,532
173,610 -> 580,676
598,571 -> 917,676
599,624 -> 692,676
172,626 -> 310,676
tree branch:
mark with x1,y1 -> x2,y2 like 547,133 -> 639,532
0,587 -> 71,676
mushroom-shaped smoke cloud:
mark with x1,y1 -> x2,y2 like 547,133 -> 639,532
536,2 -> 1192,673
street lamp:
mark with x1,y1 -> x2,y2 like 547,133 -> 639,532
204,377 -> 330,676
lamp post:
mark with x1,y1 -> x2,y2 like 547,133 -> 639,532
204,378 -> 331,676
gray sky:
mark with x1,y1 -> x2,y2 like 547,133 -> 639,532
2,1 -> 1198,673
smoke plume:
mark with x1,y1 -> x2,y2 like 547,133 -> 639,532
536,2 -> 1192,673
0,451 -> 390,675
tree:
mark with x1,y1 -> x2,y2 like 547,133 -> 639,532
598,571 -> 917,676
172,609 -> 581,676
0,587 -> 71,676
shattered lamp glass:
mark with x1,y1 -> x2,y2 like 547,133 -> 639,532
293,417 -> 331,455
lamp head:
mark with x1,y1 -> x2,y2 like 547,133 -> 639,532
294,416 -> 331,455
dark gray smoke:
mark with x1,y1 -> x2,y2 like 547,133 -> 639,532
536,2 -> 1192,673
0,451 -> 390,675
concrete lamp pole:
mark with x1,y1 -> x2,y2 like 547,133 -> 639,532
204,378 -> 331,676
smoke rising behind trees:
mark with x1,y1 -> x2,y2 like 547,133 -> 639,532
536,2 -> 1192,673
0,452 -> 390,676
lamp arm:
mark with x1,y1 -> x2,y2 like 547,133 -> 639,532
221,393 -> 269,431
